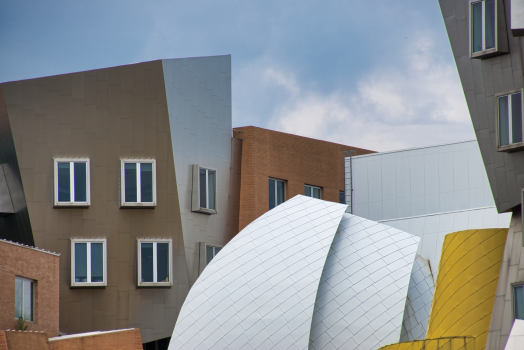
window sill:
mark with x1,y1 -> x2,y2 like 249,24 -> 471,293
54,202 -> 90,208
70,283 -> 106,288
120,202 -> 156,209
470,47 -> 508,59
192,208 -> 217,215
137,282 -> 172,288
497,142 -> 524,152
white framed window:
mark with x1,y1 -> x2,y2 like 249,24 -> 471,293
198,242 -> 223,275
305,184 -> 322,199
15,277 -> 34,322
269,178 -> 285,210
496,90 -> 524,152
70,239 -> 107,287
120,159 -> 156,207
54,158 -> 90,206
137,239 -> 172,287
191,165 -> 217,214
469,0 -> 508,58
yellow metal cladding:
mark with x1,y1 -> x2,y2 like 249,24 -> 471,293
379,228 -> 508,350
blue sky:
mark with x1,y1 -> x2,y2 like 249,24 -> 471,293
0,0 -> 474,151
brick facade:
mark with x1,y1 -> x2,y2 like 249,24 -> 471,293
233,126 -> 375,231
49,328 -> 143,350
0,240 -> 59,336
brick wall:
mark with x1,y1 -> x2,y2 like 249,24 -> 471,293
0,330 -> 50,350
234,126 -> 375,231
48,329 -> 142,350
0,241 -> 59,336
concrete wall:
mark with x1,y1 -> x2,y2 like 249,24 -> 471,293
162,55 -> 240,286
0,240 -> 59,336
0,60 -> 190,343
233,126 -> 374,231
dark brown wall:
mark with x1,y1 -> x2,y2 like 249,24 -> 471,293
1,61 -> 189,343
234,126 -> 375,231
49,328 -> 142,350
0,241 -> 59,336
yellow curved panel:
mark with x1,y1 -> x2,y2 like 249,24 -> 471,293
379,228 -> 507,350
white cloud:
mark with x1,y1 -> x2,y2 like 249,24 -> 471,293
258,36 -> 474,152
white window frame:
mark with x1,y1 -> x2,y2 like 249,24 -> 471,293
191,164 -> 217,214
54,158 -> 91,207
70,238 -> 107,287
495,89 -> 524,152
198,242 -> 223,275
468,0 -> 508,58
305,184 -> 322,199
120,159 -> 157,208
15,276 -> 35,322
137,238 -> 173,287
269,177 -> 286,209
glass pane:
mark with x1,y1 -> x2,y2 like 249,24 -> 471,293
276,180 -> 284,205
485,0 -> 495,49
269,179 -> 275,210
206,246 -> 214,265
516,286 -> 524,319
124,163 -> 137,202
512,93 -> 523,143
23,280 -> 32,321
140,163 -> 153,202
74,162 -> 87,202
208,171 -> 216,210
305,186 -> 311,197
75,243 -> 87,283
199,169 -> 207,208
58,162 -> 70,202
157,243 -> 169,283
141,243 -> 154,282
15,278 -> 22,319
313,188 -> 321,199
499,96 -> 510,146
339,191 -> 346,204
91,243 -> 104,283
472,2 -> 483,53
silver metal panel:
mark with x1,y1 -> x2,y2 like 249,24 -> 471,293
162,56 -> 235,286
349,140 -> 495,221
505,320 -> 524,349
169,196 -> 348,350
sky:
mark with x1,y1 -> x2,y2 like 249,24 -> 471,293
0,0 -> 474,152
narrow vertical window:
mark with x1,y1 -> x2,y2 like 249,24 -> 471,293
206,245 -> 222,265
269,178 -> 285,210
305,185 -> 322,199
15,277 -> 34,322
121,160 -> 157,207
471,0 -> 497,54
515,285 -> 524,320
197,168 -> 216,211
138,239 -> 172,286
339,191 -> 346,204
55,159 -> 90,206
71,239 -> 107,286
498,92 -> 523,149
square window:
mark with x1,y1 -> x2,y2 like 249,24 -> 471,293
269,178 -> 285,210
515,284 -> 524,319
496,90 -> 524,152
469,0 -> 508,58
15,277 -> 34,322
54,159 -> 90,206
192,165 -> 217,214
305,185 -> 322,199
137,239 -> 172,287
120,159 -> 156,207
70,239 -> 107,287
206,245 -> 222,265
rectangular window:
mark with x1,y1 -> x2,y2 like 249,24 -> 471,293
305,185 -> 322,199
70,239 -> 107,287
121,160 -> 156,207
471,0 -> 496,53
15,277 -> 34,322
54,159 -> 90,206
192,165 -> 217,214
515,285 -> 524,319
497,91 -> 524,151
339,191 -> 346,204
269,178 -> 285,210
206,245 -> 222,265
137,239 -> 172,286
